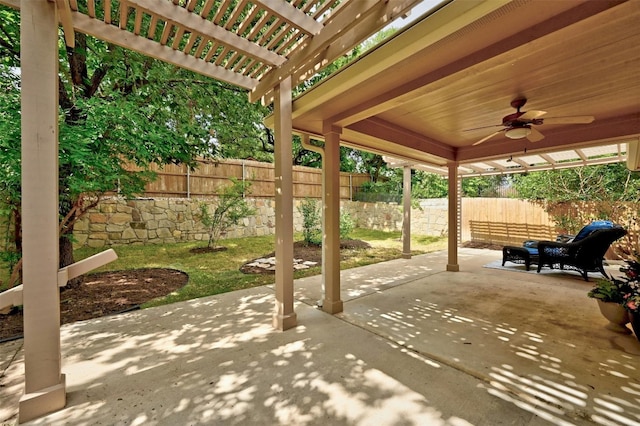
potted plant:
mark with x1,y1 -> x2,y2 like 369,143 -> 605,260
619,259 -> 640,341
588,278 -> 631,334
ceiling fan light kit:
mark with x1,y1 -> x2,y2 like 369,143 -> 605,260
467,97 -> 595,146
505,127 -> 531,139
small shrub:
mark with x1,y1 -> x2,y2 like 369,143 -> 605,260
339,211 -> 354,239
298,198 -> 322,245
197,178 -> 256,249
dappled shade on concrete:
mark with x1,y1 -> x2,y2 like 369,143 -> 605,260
2,248 -> 639,425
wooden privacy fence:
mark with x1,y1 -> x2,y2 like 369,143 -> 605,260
461,198 -> 557,245
140,159 -> 371,199
461,198 -> 639,256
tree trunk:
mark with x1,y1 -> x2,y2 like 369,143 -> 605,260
59,225 -> 81,288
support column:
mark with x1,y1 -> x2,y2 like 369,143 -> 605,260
272,76 -> 297,331
322,125 -> 343,314
19,0 -> 66,422
447,162 -> 460,272
401,166 -> 412,259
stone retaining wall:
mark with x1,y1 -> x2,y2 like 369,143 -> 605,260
73,197 -> 449,248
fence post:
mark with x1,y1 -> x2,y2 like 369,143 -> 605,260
186,167 -> 190,199
349,174 -> 353,201
242,159 -> 246,198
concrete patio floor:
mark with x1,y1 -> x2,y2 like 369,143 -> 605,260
1,248 -> 639,425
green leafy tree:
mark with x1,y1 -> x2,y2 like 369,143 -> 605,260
462,175 -> 509,197
412,171 -> 448,199
512,164 -> 640,255
512,164 -> 640,202
197,179 -> 256,249
0,6 -> 269,279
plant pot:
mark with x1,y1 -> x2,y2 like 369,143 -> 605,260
629,312 -> 640,342
596,300 -> 631,334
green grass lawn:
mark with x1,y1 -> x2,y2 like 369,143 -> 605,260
1,229 -> 447,309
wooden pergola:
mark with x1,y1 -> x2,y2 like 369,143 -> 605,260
1,0 -> 639,422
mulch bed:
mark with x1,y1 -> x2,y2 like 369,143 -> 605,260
1,239 -> 373,341
461,241 -> 502,250
0,268 -> 188,341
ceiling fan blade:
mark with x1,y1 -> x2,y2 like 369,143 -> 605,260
526,127 -> 544,142
542,115 -> 595,124
519,110 -> 547,120
472,130 -> 504,146
463,124 -> 503,132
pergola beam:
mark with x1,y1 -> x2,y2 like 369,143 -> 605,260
0,0 -> 258,88
53,0 -> 75,47
73,12 -> 257,89
127,0 -> 286,66
253,0 -> 323,35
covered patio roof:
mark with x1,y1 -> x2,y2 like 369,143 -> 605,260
278,0 -> 640,171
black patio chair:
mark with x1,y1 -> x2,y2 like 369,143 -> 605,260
536,226 -> 627,281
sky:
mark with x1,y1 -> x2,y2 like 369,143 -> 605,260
390,0 -> 447,29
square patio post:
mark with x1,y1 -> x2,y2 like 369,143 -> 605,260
447,161 -> 460,272
321,125 -> 343,314
19,0 -> 66,421
272,76 -> 297,331
402,165 -> 412,259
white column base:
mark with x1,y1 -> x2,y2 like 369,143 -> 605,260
322,299 -> 344,314
19,374 -> 66,423
272,312 -> 297,331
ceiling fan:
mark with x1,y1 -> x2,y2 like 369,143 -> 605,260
467,98 -> 595,146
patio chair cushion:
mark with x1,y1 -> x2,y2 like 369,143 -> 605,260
570,220 -> 614,242
522,220 -> 615,249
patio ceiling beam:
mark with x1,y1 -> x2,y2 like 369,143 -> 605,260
348,117 -> 456,161
483,161 -> 507,172
336,135 -> 444,169
126,0 -> 286,67
253,0 -> 323,35
461,163 -> 487,174
512,158 -> 531,169
284,0 -> 504,121
250,0 -> 421,103
575,148 -> 588,162
539,154 -> 556,166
